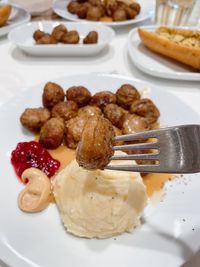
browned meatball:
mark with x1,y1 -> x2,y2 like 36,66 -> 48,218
78,105 -> 102,117
83,31 -> 98,44
116,84 -> 140,109
86,6 -> 102,21
39,118 -> 65,149
113,9 -> 127,21
66,86 -> 91,106
113,126 -> 124,146
103,103 -> 127,128
51,24 -> 68,42
130,98 -> 160,124
76,4 -> 88,18
65,114 -> 88,149
33,30 -> 46,42
20,107 -> 51,132
106,2 -> 118,16
129,2 -> 141,14
61,31 -> 80,44
90,91 -> 116,110
76,116 -> 114,170
51,101 -> 78,121
67,1 -> 80,14
122,114 -> 150,135
36,34 -> 58,44
42,82 -> 65,109
88,0 -> 102,6
126,7 -> 137,19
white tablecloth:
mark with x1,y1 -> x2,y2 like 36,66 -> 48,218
0,14 -> 200,267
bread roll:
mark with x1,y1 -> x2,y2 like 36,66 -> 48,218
0,5 -> 12,27
138,27 -> 200,70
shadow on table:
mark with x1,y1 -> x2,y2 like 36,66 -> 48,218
0,36 -> 9,45
0,259 -> 9,267
9,45 -> 115,65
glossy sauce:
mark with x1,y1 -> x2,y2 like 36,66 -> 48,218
47,146 -> 175,197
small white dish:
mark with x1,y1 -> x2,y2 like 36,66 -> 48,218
127,26 -> 200,81
53,0 -> 154,27
8,21 -> 115,56
0,4 -> 30,37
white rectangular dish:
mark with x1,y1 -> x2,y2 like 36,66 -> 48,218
8,21 -> 115,56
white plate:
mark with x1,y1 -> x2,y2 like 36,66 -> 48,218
8,21 -> 115,56
127,26 -> 200,81
1,73 -> 200,267
0,4 -> 30,37
53,0 -> 154,27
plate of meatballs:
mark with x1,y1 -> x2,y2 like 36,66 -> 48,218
53,0 -> 154,27
8,21 -> 115,56
1,73 -> 200,267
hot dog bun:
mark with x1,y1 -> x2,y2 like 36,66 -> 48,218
0,5 -> 12,27
138,27 -> 200,70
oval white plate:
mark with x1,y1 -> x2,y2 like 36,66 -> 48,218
127,26 -> 200,81
8,21 -> 115,56
0,4 -> 30,37
0,73 -> 200,267
53,0 -> 154,27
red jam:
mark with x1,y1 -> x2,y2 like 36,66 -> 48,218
11,141 -> 60,181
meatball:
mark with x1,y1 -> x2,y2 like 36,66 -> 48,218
51,101 -> 78,121
130,98 -> 160,124
76,4 -> 88,18
86,6 -> 102,21
76,116 -> 114,170
65,114 -> 88,149
113,9 -> 127,21
88,0 -> 102,6
52,24 -> 68,41
106,2 -> 118,16
77,105 -> 102,117
42,82 -> 65,109
116,84 -> 140,109
122,114 -> 150,135
126,7 -> 137,19
103,103 -> 127,128
61,31 -> 80,44
66,86 -> 91,106
90,91 -> 116,110
83,31 -> 98,44
20,107 -> 51,132
113,126 -> 124,146
36,34 -> 57,45
67,1 -> 80,14
39,118 -> 65,149
129,2 -> 141,14
33,30 -> 46,42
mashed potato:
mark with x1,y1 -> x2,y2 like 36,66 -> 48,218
52,156 -> 147,238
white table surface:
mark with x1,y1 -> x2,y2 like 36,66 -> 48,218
0,15 -> 200,267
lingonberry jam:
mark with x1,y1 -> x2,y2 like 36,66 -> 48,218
11,141 -> 60,181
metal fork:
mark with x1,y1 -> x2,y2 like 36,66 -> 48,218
105,125 -> 200,174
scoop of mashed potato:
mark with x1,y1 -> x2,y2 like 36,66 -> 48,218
52,156 -> 147,238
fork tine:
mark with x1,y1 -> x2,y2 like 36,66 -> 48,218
105,164 -> 160,173
114,129 -> 158,142
110,153 -> 159,161
113,141 -> 159,151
